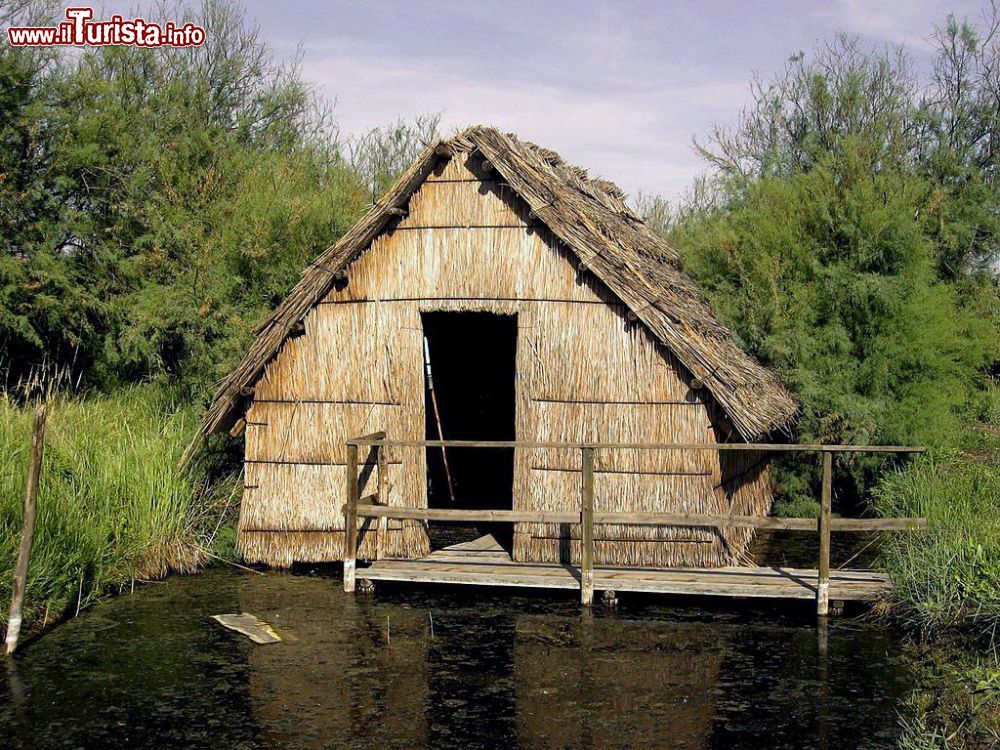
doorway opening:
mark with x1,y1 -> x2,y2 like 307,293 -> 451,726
421,312 -> 517,551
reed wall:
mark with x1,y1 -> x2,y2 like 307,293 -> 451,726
239,154 -> 773,567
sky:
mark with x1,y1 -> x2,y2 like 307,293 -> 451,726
97,0 -> 988,202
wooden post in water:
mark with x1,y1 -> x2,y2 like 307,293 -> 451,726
817,450 -> 833,617
5,405 -> 46,656
580,446 -> 595,606
344,442 -> 359,593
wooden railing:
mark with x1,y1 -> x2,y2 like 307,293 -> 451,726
343,435 -> 927,615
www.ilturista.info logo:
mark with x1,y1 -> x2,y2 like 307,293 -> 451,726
7,7 -> 206,47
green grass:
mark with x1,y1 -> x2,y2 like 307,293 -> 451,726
873,446 -> 1000,641
896,644 -> 1000,749
0,386 -> 205,632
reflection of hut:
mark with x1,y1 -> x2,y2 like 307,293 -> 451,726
201,126 -> 797,570
238,579 -> 732,748
238,576 -> 428,749
514,614 -> 725,748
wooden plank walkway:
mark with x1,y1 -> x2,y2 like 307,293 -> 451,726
361,535 -> 890,601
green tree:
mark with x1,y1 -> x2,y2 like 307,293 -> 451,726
0,1 -> 371,395
0,1 -> 105,381
664,32 -> 999,506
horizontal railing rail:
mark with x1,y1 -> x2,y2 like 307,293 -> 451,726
353,504 -> 927,531
341,434 -> 927,616
345,437 -> 926,453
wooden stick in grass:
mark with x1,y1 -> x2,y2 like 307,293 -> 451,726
5,405 -> 46,656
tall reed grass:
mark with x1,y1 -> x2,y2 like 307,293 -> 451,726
1,386 -> 204,632
874,446 -> 1000,643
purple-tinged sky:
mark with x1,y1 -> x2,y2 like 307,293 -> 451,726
98,1 -> 987,201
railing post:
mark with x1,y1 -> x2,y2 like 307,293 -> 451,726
344,442 -> 359,593
580,446 -> 595,606
817,450 -> 832,617
376,442 -> 388,560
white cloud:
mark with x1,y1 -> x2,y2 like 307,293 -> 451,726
820,0 -> 985,52
303,49 -> 746,200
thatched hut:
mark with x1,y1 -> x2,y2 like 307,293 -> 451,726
201,126 -> 797,569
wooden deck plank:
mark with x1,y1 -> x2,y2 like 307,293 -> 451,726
422,534 -> 511,563
361,536 -> 890,602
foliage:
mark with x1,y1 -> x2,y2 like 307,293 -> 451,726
0,0 -> 442,633
662,22 -> 1000,510
0,1 -> 440,400
771,495 -> 821,519
694,35 -> 917,182
348,114 -> 442,202
673,148 -> 995,448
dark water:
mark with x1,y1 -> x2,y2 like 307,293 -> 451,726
0,569 -> 911,750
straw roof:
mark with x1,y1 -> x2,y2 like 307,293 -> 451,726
201,126 -> 797,440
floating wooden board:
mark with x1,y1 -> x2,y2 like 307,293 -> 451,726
362,536 -> 890,601
211,613 -> 282,644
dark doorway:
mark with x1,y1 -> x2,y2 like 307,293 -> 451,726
421,312 -> 517,550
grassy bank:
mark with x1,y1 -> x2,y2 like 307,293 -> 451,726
875,450 -> 1000,640
0,386 -> 206,634
873,394 -> 1000,748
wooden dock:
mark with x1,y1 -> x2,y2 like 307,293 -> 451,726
343,436 -> 925,616
361,535 -> 890,602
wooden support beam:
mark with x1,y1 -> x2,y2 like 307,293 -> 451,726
357,505 -> 580,524
592,512 -> 925,530
343,443 -> 359,593
580,447 -> 595,606
5,405 -> 46,656
376,444 -> 388,561
817,451 -> 833,617
829,517 -> 927,531
348,430 -> 387,443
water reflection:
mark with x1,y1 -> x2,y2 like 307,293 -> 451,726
0,569 -> 909,749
